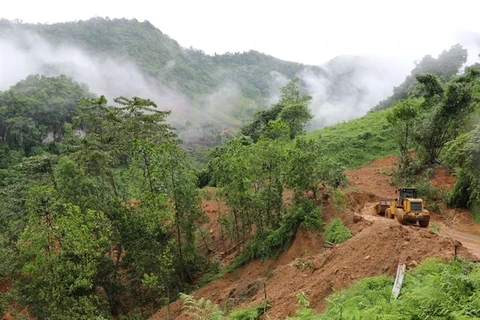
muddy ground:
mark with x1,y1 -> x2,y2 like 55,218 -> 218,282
150,155 -> 480,319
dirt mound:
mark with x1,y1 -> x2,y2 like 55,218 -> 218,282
260,219 -> 475,318
430,167 -> 456,190
149,154 -> 480,319
150,216 -> 474,319
345,155 -> 397,198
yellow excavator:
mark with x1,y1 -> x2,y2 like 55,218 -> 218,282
375,187 -> 430,227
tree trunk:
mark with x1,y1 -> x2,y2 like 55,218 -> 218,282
175,221 -> 184,283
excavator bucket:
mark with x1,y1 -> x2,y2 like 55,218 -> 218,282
375,201 -> 392,215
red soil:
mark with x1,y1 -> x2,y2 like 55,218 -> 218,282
150,155 -> 480,319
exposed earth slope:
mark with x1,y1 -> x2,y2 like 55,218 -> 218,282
150,155 -> 480,319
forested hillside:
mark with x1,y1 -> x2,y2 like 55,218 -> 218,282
3,17 -> 466,134
1,15 -> 480,320
0,18 -> 316,121
373,44 -> 475,110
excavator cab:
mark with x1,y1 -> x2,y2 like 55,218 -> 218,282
397,187 -> 418,205
377,187 -> 430,227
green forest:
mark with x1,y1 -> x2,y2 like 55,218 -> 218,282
1,17 -> 480,320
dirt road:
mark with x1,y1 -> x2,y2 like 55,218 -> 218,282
150,155 -> 480,319
348,156 -> 480,260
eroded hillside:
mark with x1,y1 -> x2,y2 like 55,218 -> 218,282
150,155 -> 480,319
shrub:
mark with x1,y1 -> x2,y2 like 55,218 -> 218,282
324,218 -> 352,244
319,258 -> 480,319
471,200 -> 480,224
332,189 -> 346,212
232,200 -> 322,268
429,223 -> 441,234
229,309 -> 258,320
180,294 -> 224,320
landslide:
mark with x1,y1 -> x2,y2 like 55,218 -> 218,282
150,155 -> 480,319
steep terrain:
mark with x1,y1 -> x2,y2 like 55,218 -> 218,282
151,155 -> 480,319
2,17 -> 452,133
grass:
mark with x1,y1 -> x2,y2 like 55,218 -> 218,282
288,258 -> 480,320
306,109 -> 396,168
324,218 -> 352,244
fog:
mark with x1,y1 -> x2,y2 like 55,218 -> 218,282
266,55 -> 413,128
304,55 -> 413,128
0,30 -> 192,121
1,28 -> 479,135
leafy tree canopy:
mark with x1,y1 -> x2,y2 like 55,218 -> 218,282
374,44 -> 468,110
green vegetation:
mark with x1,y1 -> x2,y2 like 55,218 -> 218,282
0,74 -> 92,159
305,109 -> 396,168
292,251 -> 315,271
0,18 -> 318,114
1,17 -> 480,320
231,200 -> 322,268
429,223 -> 441,233
332,189 -> 346,212
180,294 -> 268,320
374,44 -> 468,110
386,66 -> 479,167
287,258 -> 480,320
180,293 -> 225,320
444,121 -> 480,223
323,218 -> 352,244
180,259 -> 480,320
0,75 -> 339,318
0,79 -> 209,317
206,80 -> 345,268
241,78 -> 313,141
383,65 -> 480,217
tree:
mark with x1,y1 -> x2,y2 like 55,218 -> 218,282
17,186 -> 112,318
374,44 -> 468,110
444,124 -> 480,222
284,138 -> 347,202
74,96 -> 205,308
212,138 -> 255,242
0,75 -> 92,155
387,99 -> 420,168
279,103 -> 313,139
130,139 -> 205,284
241,78 -> 312,141
249,134 -> 288,230
414,68 -> 479,164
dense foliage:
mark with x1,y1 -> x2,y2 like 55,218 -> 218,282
444,122 -> 480,222
0,18 -> 319,112
0,77 -> 209,317
1,18 -> 479,319
0,75 -> 342,318
386,67 -> 479,168
323,218 -> 352,244
202,79 -> 346,268
0,74 -> 92,159
241,78 -> 313,141
374,44 -> 469,110
288,259 -> 480,320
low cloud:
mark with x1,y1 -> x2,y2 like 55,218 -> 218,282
1,27 -> 478,137
0,29 -> 191,121
302,55 -> 411,129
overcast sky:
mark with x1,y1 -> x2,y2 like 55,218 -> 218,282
2,0 -> 479,65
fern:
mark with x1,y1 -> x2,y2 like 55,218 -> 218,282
180,293 -> 225,320
318,259 -> 480,319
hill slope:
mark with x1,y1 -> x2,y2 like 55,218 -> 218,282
150,155 -> 480,319
0,17 -> 433,132
0,18 -> 316,105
